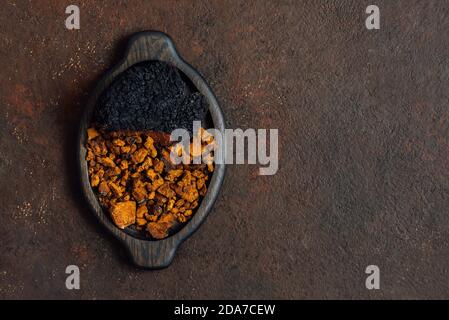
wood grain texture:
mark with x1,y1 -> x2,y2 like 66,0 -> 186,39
78,31 -> 226,269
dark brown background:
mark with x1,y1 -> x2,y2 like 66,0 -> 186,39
1,0 -> 449,299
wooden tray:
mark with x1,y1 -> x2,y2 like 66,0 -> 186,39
78,31 -> 226,269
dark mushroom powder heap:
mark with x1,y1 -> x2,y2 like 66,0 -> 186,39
94,61 -> 207,134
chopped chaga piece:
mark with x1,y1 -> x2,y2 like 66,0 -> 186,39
136,205 -> 148,218
132,148 -> 148,164
159,213 -> 176,224
146,213 -> 176,239
190,201 -> 199,209
166,169 -> 183,181
151,177 -> 164,191
136,218 -> 147,226
154,159 -> 164,173
98,181 -> 110,196
86,150 -> 95,161
175,199 -> 185,208
106,166 -> 121,177
90,174 -> 100,187
98,157 -> 116,168
109,181 -> 124,197
199,185 -> 207,196
157,182 -> 176,199
155,194 -> 168,206
110,201 -> 136,229
119,159 -> 129,170
121,146 -> 131,154
146,214 -> 158,222
147,222 -> 169,239
132,181 -> 148,204
144,136 -> 154,149
199,127 -> 214,144
152,205 -> 163,216
139,157 -> 153,171
146,168 -> 158,181
112,138 -> 125,147
181,185 -> 199,202
167,199 -> 175,211
196,178 -> 206,190
191,170 -> 205,178
87,127 -> 100,140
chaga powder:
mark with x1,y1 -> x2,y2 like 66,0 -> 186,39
94,61 -> 207,134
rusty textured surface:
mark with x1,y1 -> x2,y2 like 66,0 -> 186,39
1,0 -> 449,299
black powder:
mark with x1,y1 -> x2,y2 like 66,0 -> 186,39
94,61 -> 207,134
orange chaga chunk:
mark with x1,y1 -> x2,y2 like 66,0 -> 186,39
90,174 -> 100,187
110,201 -> 136,229
112,138 -> 125,147
136,205 -> 148,218
146,213 -> 176,239
144,136 -> 154,149
147,222 -> 170,239
166,169 -> 183,181
139,157 -> 153,171
157,182 -> 176,199
146,168 -> 158,181
154,159 -> 164,173
132,148 -> 148,164
87,127 -> 100,141
196,178 -> 206,190
98,181 -> 110,196
119,160 -> 129,170
109,181 -> 124,197
181,185 -> 199,202
132,181 -> 148,203
98,157 -> 116,168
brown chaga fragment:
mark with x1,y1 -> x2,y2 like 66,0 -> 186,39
106,166 -> 121,177
121,146 -> 131,154
132,148 -> 148,164
98,181 -> 110,196
196,178 -> 206,190
90,174 -> 100,187
87,127 -> 100,140
181,185 -> 199,203
151,177 -> 164,191
157,182 -> 176,199
109,181 -> 124,197
154,159 -> 164,173
139,157 -> 153,171
86,150 -> 95,161
147,222 -> 170,239
146,168 -> 158,181
166,169 -> 183,181
132,181 -> 148,204
110,201 -> 136,229
119,159 -> 129,170
112,138 -> 125,147
146,213 -> 176,239
98,157 -> 116,168
136,205 -> 148,218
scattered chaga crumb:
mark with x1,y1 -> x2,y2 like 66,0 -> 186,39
85,127 -> 214,239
